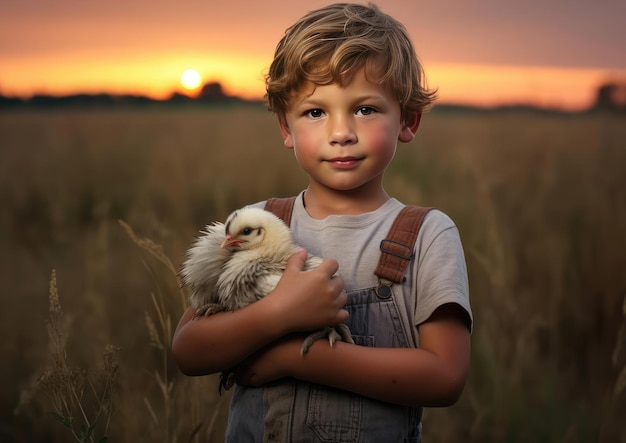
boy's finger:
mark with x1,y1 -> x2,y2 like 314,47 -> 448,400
317,257 -> 340,278
286,247 -> 308,271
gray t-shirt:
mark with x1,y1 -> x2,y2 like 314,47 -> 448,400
252,192 -> 472,346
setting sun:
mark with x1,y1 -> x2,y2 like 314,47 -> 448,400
180,68 -> 202,90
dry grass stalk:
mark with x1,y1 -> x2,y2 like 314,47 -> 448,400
601,294 -> 626,441
118,219 -> 187,312
18,270 -> 120,443
120,218 -> 177,439
612,295 -> 626,396
142,289 -> 175,442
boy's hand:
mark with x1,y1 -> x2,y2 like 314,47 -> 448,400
267,248 -> 348,335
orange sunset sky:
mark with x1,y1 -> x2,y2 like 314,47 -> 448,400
2,0 -> 625,110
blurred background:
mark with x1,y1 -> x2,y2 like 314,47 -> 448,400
2,0 -> 626,109
1,1 -> 625,442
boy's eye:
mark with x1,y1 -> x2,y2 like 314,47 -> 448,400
356,106 -> 376,116
305,109 -> 324,118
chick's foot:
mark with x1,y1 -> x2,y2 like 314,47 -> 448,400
300,324 -> 355,356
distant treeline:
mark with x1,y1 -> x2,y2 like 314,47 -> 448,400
0,81 -> 262,109
1,81 -> 625,113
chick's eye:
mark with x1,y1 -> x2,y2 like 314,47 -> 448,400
305,108 -> 324,119
242,228 -> 252,235
356,106 -> 376,116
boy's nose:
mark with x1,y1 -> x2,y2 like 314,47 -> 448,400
328,116 -> 357,145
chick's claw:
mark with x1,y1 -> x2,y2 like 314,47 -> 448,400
300,325 -> 355,356
219,371 -> 235,395
335,323 -> 354,345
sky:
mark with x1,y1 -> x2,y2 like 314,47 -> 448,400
2,0 -> 625,110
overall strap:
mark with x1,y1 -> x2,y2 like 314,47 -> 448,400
264,196 -> 297,226
375,206 -> 433,288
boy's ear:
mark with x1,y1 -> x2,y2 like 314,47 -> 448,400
278,116 -> 294,149
398,111 -> 422,143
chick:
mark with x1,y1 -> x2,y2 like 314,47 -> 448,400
181,207 -> 354,356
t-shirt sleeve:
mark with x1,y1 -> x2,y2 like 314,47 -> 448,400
413,210 -> 472,332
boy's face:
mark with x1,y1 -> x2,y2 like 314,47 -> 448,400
279,69 -> 420,196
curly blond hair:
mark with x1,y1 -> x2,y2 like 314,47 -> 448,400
265,2 -> 437,120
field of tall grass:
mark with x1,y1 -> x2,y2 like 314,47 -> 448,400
1,105 -> 625,442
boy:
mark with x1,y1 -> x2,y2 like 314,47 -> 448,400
172,3 -> 472,442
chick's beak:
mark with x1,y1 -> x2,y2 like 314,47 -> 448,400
221,233 -> 243,249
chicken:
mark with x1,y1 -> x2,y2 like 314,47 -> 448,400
181,206 -> 354,357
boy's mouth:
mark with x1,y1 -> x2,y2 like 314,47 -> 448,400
326,156 -> 363,168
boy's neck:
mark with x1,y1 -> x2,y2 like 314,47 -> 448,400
302,186 -> 390,219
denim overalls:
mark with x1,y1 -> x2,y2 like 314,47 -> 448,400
225,285 -> 423,442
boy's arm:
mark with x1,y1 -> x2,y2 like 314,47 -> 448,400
172,249 -> 348,376
233,303 -> 470,407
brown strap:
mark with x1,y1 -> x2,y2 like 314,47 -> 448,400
375,206 -> 433,284
264,197 -> 297,226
